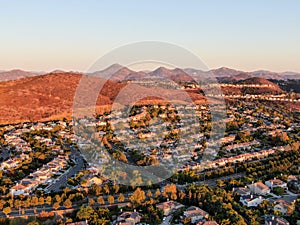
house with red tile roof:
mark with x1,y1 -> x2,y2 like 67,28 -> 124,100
248,182 -> 270,196
183,206 -> 209,223
265,179 -> 287,190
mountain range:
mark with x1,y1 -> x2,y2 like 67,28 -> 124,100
1,65 -> 300,82
0,65 -> 299,124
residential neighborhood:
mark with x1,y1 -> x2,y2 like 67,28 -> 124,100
0,81 -> 299,225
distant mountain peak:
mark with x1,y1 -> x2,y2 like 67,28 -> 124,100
50,69 -> 66,74
0,69 -> 39,82
152,66 -> 171,72
210,67 -> 242,77
104,63 -> 123,71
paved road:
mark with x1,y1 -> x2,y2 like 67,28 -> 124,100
0,171 -> 246,219
45,148 -> 85,193
0,146 -> 10,162
177,172 -> 246,188
161,214 -> 172,225
0,200 -> 130,218
286,190 -> 298,197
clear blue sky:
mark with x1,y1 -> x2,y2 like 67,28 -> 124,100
0,0 -> 299,72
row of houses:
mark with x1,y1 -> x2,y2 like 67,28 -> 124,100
10,155 -> 69,196
224,139 -> 260,151
209,94 -> 300,102
220,83 -> 274,88
187,148 -> 276,171
0,153 -> 29,170
4,133 -> 32,153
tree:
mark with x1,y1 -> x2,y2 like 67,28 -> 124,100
31,196 -> 39,207
52,202 -> 60,210
0,199 -> 5,210
118,193 -> 125,202
147,190 -> 153,198
287,201 -> 296,215
24,198 -> 31,208
64,199 -> 72,209
129,188 -> 145,206
275,132 -> 289,143
97,218 -> 110,225
162,184 -> 177,200
103,184 -> 110,194
216,179 -> 226,188
54,195 -> 61,203
107,195 -> 114,204
97,196 -> 105,205
273,186 -> 285,196
182,217 -> 191,224
155,189 -> 161,198
64,187 -> 71,195
89,198 -> 95,206
38,197 -> 44,205
94,185 -> 102,196
27,222 -> 40,225
14,199 -> 22,209
178,190 -> 186,200
46,196 -> 52,205
3,207 -> 11,216
113,184 -> 120,194
77,206 -> 95,221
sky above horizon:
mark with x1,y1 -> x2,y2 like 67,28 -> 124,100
0,0 -> 300,72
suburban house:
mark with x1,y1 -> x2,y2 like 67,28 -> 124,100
10,155 -> 69,195
287,175 -> 297,182
117,211 -> 142,225
0,158 -> 20,170
274,199 -> 295,215
233,187 -> 251,196
288,180 -> 300,194
183,206 -> 209,223
263,215 -> 290,225
10,184 -> 29,196
248,182 -> 270,195
84,176 -> 103,187
197,221 -> 219,225
240,195 -> 264,207
67,221 -> 88,225
265,179 -> 287,190
156,201 -> 184,216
